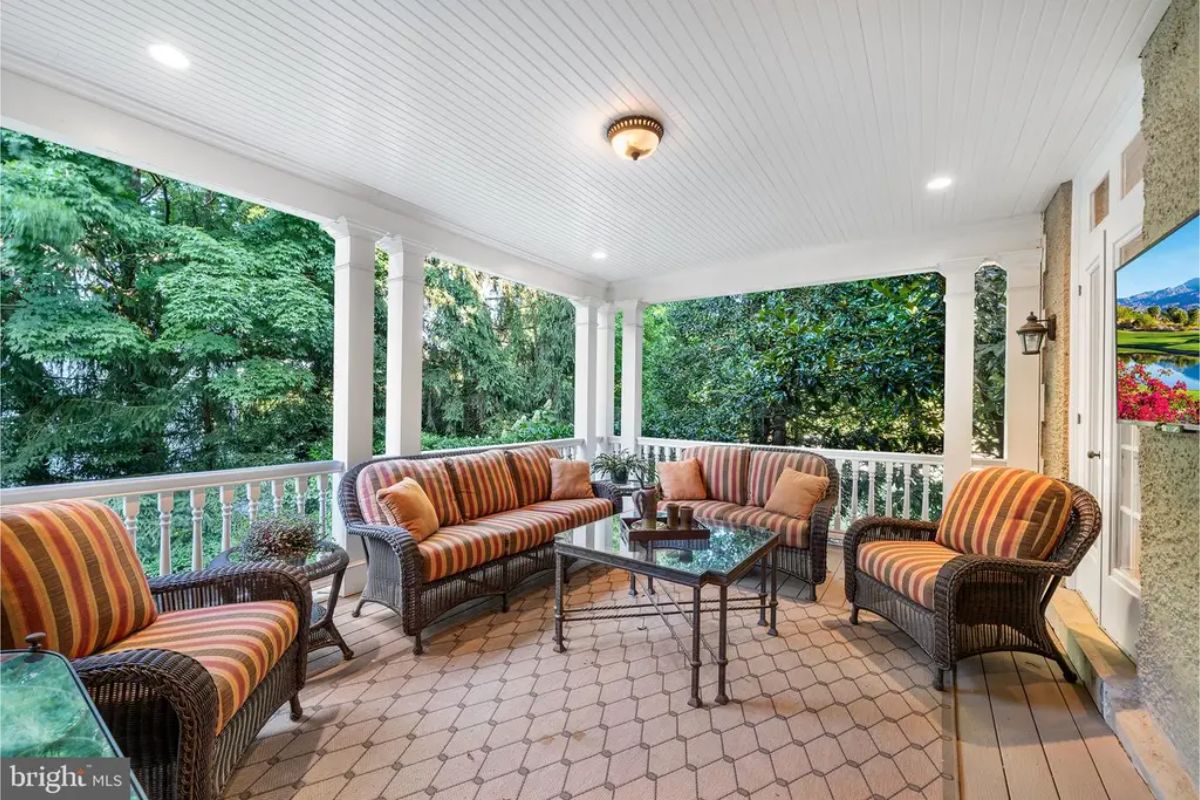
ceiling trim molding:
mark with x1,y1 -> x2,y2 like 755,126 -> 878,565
0,66 -> 605,300
609,215 -> 1044,304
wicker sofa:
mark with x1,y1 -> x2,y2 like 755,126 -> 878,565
339,444 -> 617,654
844,467 -> 1101,690
649,445 -> 839,599
0,499 -> 310,800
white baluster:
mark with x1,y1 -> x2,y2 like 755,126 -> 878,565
835,460 -> 847,531
902,463 -> 912,518
867,461 -> 877,516
317,474 -> 330,534
157,492 -> 173,576
271,479 -> 286,516
190,488 -> 205,570
921,465 -> 932,520
884,462 -> 894,517
295,475 -> 309,517
122,495 -> 140,543
220,485 -> 235,550
246,482 -> 261,525
849,461 -> 860,526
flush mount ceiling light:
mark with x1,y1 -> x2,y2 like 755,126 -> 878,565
591,250 -> 608,260
148,43 -> 190,70
607,115 -> 664,161
925,175 -> 953,191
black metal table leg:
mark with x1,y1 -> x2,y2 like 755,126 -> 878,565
628,570 -> 636,596
715,585 -> 729,704
688,586 -> 702,707
768,547 -> 779,636
757,556 -> 768,626
554,550 -> 566,653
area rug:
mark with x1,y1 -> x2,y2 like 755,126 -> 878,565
224,566 -> 947,800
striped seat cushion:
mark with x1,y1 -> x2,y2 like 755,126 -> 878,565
724,507 -> 811,548
669,499 -> 743,522
526,498 -> 615,528
747,450 -> 828,507
417,524 -> 508,582
101,600 -> 299,734
356,458 -> 463,527
1,500 -> 157,659
857,541 -> 959,610
681,446 -> 749,505
475,508 -> 574,554
936,468 -> 1073,559
447,450 -> 521,520
504,445 -> 561,506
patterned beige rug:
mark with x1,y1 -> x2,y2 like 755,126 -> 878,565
224,565 -> 947,800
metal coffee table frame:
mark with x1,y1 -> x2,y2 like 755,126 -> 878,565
553,530 -> 780,708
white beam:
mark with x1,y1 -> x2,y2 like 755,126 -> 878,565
617,301 -> 645,454
596,304 -> 616,451
940,262 -> 979,499
573,301 -> 599,462
610,216 -> 1043,304
378,236 -> 427,456
1002,250 -> 1044,472
326,217 -> 379,593
0,68 -> 604,301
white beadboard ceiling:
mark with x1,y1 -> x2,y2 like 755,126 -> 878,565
0,0 -> 1168,285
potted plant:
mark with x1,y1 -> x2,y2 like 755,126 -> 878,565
241,515 -> 323,565
591,449 -> 650,486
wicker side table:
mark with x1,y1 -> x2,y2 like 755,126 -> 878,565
211,541 -> 354,660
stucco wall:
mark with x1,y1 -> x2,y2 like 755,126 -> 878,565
1040,182 -> 1072,480
1136,0 -> 1200,784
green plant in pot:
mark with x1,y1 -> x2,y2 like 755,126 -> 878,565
591,449 -> 650,486
242,515 -> 322,565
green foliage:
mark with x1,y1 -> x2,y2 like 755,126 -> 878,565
972,266 -> 1006,458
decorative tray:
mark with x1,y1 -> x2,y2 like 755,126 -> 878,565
620,513 -> 711,542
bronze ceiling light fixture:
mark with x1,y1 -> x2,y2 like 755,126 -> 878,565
607,115 -> 664,161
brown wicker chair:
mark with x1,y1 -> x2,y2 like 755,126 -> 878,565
339,445 -> 617,655
0,500 -> 310,800
844,478 -> 1100,690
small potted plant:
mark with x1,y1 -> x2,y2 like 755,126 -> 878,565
591,449 -> 650,486
241,515 -> 323,565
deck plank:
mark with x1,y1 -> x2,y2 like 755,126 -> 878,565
979,652 -> 1058,798
956,656 -> 1010,800
1055,678 -> 1154,800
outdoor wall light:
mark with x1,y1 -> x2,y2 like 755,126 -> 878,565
607,116 -> 664,161
1016,312 -> 1057,355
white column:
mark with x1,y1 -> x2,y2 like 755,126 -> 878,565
596,304 -> 616,453
325,217 -> 381,593
378,236 -> 427,456
617,300 -> 645,454
1002,250 -> 1044,472
573,299 -> 599,462
940,263 -> 978,499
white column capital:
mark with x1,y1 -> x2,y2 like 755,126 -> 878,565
615,299 -> 646,326
994,249 -> 1044,287
376,234 -> 406,256
323,216 -> 386,242
571,296 -> 603,312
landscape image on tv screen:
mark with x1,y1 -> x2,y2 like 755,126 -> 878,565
1115,214 -> 1200,427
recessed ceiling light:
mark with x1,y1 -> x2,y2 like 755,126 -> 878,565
148,43 -> 190,70
925,175 -> 953,191
591,251 -> 608,260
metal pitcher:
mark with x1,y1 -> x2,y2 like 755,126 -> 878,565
633,487 -> 659,521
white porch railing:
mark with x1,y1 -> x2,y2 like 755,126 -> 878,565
1,461 -> 343,576
632,437 -> 1005,533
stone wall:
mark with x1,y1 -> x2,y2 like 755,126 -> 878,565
1040,182 -> 1072,480
1136,0 -> 1200,784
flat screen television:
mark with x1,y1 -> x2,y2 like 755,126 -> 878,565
1115,213 -> 1200,428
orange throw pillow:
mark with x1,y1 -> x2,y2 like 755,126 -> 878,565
659,458 -> 707,500
376,478 -> 440,541
549,459 -> 595,500
764,468 -> 829,519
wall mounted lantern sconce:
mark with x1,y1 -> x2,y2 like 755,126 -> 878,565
1016,312 -> 1056,355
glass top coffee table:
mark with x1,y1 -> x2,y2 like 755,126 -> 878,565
553,514 -> 780,708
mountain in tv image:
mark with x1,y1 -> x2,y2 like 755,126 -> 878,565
1117,275 -> 1200,311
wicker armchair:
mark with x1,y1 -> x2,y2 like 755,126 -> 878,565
844,474 -> 1100,690
0,500 -> 310,800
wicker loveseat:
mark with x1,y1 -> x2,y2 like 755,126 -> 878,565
844,466 -> 1100,690
650,446 -> 839,599
340,444 -> 617,654
0,499 -> 310,800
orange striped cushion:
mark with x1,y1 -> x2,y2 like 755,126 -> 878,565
446,450 -> 520,520
747,450 -> 828,507
356,458 -> 463,528
669,499 -> 743,522
858,541 -> 958,609
682,446 -> 749,505
101,600 -> 299,733
504,445 -> 561,506
475,508 -> 572,554
936,468 -> 1073,559
527,498 -> 614,528
417,524 -> 508,582
1,500 -> 157,659
724,507 -> 812,548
